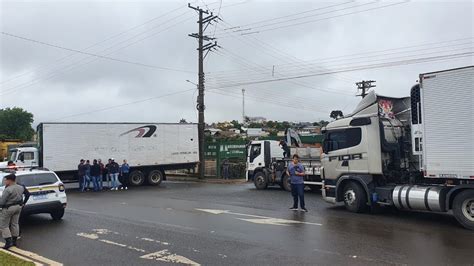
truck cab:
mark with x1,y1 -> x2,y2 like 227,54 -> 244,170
0,147 -> 40,169
320,66 -> 474,230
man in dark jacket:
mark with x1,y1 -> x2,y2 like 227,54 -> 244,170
77,159 -> 85,191
90,160 -> 101,191
108,159 -> 120,190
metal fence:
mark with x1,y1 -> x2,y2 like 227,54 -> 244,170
205,141 -> 247,178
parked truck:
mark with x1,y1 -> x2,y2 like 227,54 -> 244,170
0,123 -> 199,186
321,66 -> 474,230
246,129 -> 322,191
0,139 -> 23,161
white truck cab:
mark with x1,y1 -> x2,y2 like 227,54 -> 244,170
0,147 -> 40,169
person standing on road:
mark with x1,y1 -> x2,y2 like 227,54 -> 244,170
98,159 -> 105,191
77,159 -> 85,191
287,154 -> 308,212
105,159 -> 112,189
0,174 -> 30,249
82,160 -> 92,192
90,159 -> 101,192
222,159 -> 230,180
108,159 -> 120,191
120,160 -> 129,190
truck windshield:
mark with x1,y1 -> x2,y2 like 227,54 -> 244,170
9,150 -> 17,162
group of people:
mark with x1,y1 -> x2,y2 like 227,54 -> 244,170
77,158 -> 130,192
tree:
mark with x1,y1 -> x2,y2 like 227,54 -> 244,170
330,110 -> 344,120
0,107 -> 35,141
179,118 -> 188,123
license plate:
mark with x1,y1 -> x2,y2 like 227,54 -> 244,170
33,194 -> 48,200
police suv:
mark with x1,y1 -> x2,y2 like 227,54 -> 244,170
0,168 -> 67,220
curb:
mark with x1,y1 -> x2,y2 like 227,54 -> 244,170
0,248 -> 42,266
0,246 -> 62,266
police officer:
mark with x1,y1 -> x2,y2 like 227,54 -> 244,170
0,174 -> 30,249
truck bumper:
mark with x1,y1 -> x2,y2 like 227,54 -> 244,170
322,180 -> 337,204
246,170 -> 254,181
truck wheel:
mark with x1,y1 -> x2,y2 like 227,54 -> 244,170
147,170 -> 164,186
452,190 -> 474,230
51,209 -> 65,221
343,181 -> 368,213
254,172 -> 268,190
282,175 -> 291,192
129,170 -> 145,186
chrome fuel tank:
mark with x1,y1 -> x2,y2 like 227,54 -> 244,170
393,185 -> 447,212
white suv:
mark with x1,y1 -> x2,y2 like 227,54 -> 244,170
0,169 -> 67,220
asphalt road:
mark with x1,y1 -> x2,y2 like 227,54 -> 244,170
11,181 -> 474,265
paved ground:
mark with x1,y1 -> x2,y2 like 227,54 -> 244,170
12,180 -> 474,265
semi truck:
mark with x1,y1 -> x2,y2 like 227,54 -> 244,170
320,66 -> 474,230
0,122 -> 199,186
246,129 -> 322,191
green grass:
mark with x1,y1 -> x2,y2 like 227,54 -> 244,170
0,251 -> 35,266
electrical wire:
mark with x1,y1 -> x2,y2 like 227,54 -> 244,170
51,88 -> 195,121
0,3 -> 188,85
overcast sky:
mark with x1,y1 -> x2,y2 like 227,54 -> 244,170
0,0 -> 472,126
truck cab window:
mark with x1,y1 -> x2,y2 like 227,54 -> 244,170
325,128 -> 362,152
249,144 -> 262,162
19,152 -> 34,161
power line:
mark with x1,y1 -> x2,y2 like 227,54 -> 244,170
51,89 -> 194,121
1,32 -> 195,73
206,44 -> 473,83
0,3 -> 187,85
217,1 -> 409,37
0,14 -> 194,96
212,51 -> 474,89
215,0 -> 354,32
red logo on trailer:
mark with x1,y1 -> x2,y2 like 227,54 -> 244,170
120,125 -> 157,138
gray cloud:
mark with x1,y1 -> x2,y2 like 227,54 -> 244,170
1,0 -> 472,126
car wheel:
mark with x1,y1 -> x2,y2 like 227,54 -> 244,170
51,209 -> 65,221
129,170 -> 145,186
147,170 -> 164,186
452,190 -> 474,230
253,172 -> 268,190
343,181 -> 368,213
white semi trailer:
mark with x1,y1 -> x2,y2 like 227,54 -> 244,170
0,123 -> 199,186
321,66 -> 474,230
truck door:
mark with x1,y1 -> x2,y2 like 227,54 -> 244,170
17,150 -> 37,167
248,143 -> 263,170
322,129 -> 351,180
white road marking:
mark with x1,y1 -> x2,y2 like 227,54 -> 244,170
195,208 -> 323,226
77,230 -> 199,265
76,233 -> 99,239
140,249 -> 200,265
140,237 -> 170,246
9,247 -> 63,266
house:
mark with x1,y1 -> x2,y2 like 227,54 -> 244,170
246,128 -> 268,137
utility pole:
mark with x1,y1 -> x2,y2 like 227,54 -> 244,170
242,89 -> 246,123
356,80 -> 376,98
188,3 -> 218,179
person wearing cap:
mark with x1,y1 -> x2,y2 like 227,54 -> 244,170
0,174 -> 30,249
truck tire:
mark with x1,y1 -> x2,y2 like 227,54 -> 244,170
281,175 -> 291,192
51,209 -> 65,221
129,170 -> 145,186
147,170 -> 164,186
342,181 -> 368,213
452,190 -> 474,230
254,172 -> 268,190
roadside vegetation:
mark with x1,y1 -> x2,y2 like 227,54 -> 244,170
0,251 -> 35,266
